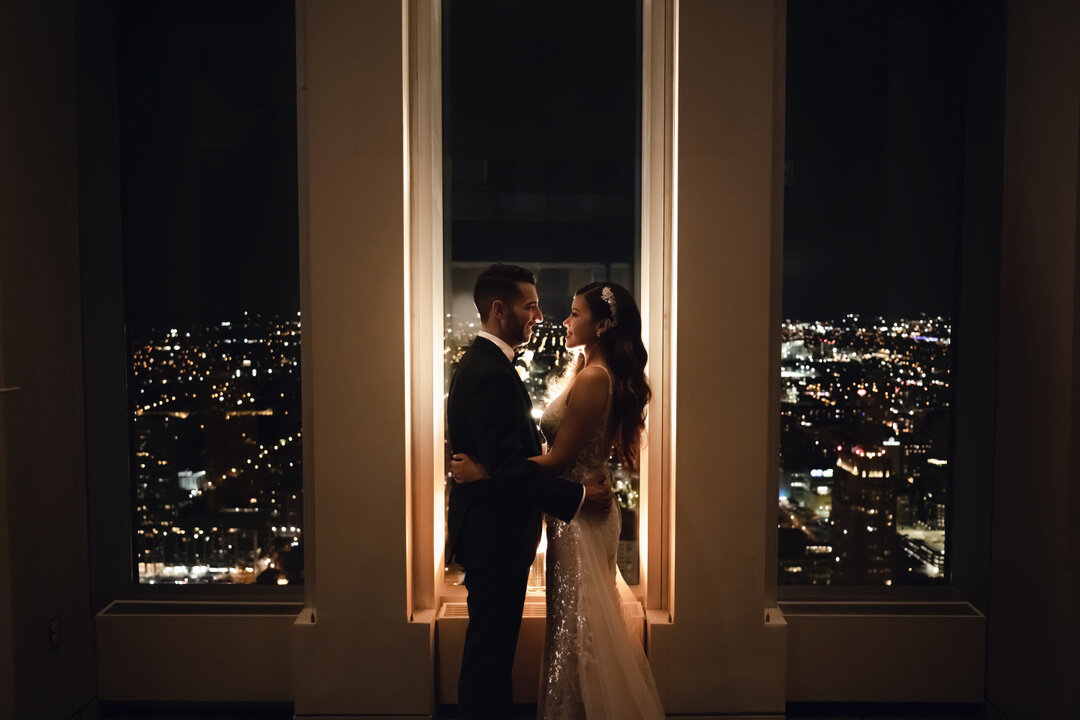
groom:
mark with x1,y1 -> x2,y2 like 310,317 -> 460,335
446,263 -> 612,720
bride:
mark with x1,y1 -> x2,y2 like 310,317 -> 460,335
451,282 -> 665,720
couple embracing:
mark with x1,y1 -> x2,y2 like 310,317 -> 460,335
446,263 -> 665,720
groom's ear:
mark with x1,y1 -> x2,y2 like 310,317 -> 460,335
489,298 -> 506,321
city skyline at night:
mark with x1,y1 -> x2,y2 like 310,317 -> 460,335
779,315 -> 951,585
130,313 -> 302,584
128,308 -> 954,586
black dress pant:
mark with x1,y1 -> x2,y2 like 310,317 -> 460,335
458,563 -> 531,720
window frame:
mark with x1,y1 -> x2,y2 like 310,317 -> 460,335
406,0 -> 676,616
775,0 -> 1003,604
79,0 -> 306,607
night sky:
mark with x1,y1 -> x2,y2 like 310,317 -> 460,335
443,0 -> 640,268
118,0 -> 299,329
116,0 -> 963,329
783,0 -> 962,321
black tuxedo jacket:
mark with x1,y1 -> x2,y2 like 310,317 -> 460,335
446,336 -> 583,570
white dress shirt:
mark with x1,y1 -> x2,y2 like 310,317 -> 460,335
477,330 -> 516,362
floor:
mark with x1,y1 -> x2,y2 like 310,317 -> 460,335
98,701 -> 991,720
785,703 -> 990,720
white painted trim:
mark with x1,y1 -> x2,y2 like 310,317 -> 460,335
295,0 -> 317,613
406,0 -> 445,619
641,0 -> 677,615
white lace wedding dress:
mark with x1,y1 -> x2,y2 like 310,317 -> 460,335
537,368 -> 665,720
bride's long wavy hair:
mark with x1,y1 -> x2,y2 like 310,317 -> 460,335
571,282 -> 651,470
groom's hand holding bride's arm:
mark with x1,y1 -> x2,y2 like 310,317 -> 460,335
461,373 -> 584,523
455,365 -> 613,516
451,454 -> 611,515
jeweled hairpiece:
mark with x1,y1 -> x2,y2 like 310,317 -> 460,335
600,286 -> 619,327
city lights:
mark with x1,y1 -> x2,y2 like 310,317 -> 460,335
131,315 -> 303,585
779,316 -> 950,586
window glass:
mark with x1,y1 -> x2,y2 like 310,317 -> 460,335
442,0 -> 642,588
780,1 -> 960,586
118,0 -> 302,585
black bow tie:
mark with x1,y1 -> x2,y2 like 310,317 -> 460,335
513,348 -> 526,362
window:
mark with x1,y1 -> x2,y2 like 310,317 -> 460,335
441,0 -> 643,587
779,1 -> 961,587
117,0 -> 302,586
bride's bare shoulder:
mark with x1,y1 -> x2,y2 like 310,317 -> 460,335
575,364 -> 611,382
566,365 -> 610,406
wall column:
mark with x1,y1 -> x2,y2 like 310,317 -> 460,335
292,1 -> 434,717
989,0 -> 1080,717
647,1 -> 788,716
0,0 -> 96,717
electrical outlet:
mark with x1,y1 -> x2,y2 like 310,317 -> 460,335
47,615 -> 61,652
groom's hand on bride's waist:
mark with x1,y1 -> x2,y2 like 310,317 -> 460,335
581,479 -> 613,516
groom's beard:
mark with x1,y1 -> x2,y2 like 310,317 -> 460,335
509,316 -> 532,347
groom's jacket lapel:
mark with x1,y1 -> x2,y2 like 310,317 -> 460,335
467,337 -> 542,455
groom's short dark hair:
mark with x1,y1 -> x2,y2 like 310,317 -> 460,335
474,263 -> 535,322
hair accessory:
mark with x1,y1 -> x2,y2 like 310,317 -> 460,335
600,286 -> 619,327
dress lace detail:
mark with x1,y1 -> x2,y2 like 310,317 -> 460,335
537,367 -> 665,720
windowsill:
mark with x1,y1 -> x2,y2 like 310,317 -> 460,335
109,583 -> 305,602
100,600 -> 305,616
778,583 -> 972,603
779,600 -> 982,617
439,582 -> 646,607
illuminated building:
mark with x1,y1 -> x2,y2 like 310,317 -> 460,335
831,448 -> 899,585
